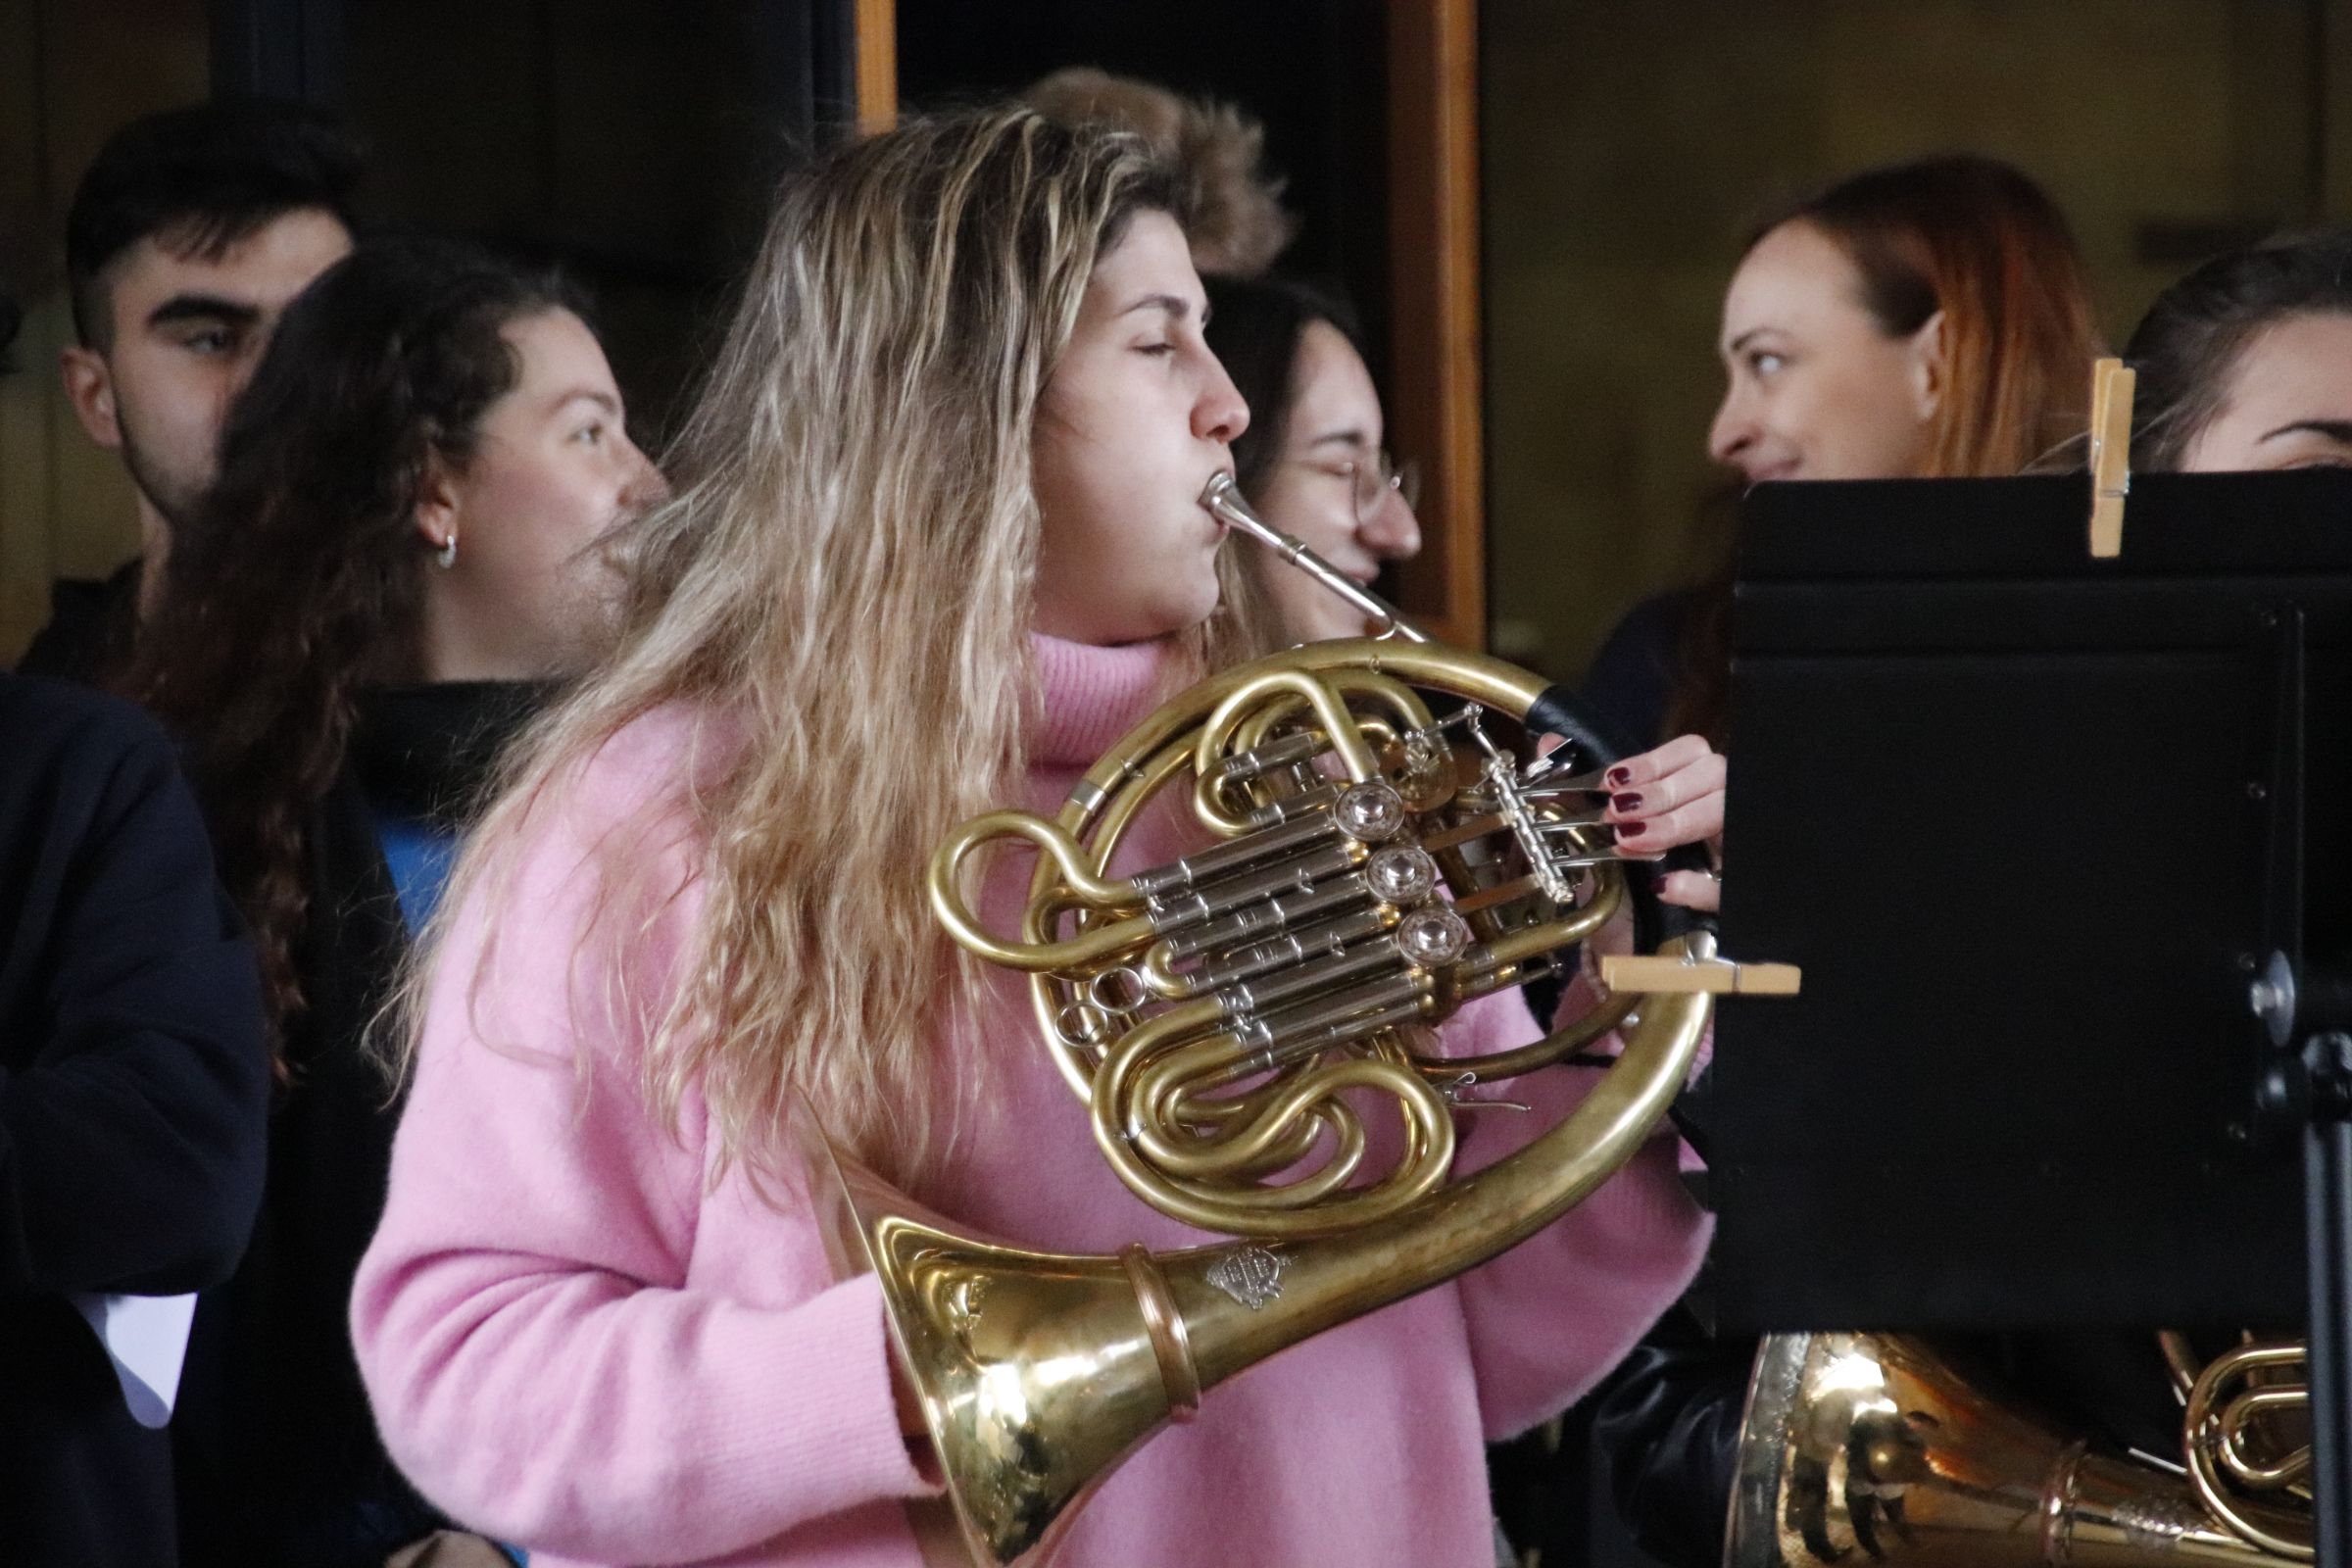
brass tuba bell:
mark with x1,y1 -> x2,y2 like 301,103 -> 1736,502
796,475 -> 1740,1566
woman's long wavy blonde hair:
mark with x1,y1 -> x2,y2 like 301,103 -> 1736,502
404,108 -> 1268,1185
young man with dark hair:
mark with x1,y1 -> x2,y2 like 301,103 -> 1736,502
0,279 -> 268,1564
30,99 -> 362,677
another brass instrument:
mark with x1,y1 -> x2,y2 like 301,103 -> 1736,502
798,474 -> 1727,1566
2172,1336 -> 2313,1558
1727,1330 -> 2315,1568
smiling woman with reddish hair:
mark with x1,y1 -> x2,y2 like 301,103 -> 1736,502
1564,154 -> 2104,1568
1708,153 -> 2099,484
1587,154 -> 2102,757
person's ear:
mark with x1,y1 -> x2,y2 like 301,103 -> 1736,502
1907,309 -> 1948,424
59,345 -> 122,451
414,453 -> 463,556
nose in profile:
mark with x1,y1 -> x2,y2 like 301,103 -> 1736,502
1708,387 -> 1757,469
1359,482 -> 1421,562
1196,359 -> 1250,445
623,441 -> 670,511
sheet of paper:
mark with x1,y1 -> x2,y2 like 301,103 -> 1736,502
68,1291 -> 197,1429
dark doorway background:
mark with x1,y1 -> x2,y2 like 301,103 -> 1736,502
208,1 -> 1399,469
894,0 -> 1393,392
212,0 -> 861,442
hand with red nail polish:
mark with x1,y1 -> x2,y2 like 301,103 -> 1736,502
1592,734 -> 1726,912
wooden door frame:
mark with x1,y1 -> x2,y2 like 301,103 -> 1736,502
856,0 -> 897,132
1387,0 -> 1484,650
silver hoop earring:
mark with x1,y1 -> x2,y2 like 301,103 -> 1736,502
434,534 -> 458,569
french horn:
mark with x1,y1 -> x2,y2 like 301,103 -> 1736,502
796,473 -> 1753,1566
1725,1329 -> 2314,1565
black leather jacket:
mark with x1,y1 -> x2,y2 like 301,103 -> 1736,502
1588,1305 -> 1756,1568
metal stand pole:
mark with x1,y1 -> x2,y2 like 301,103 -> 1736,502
2307,1032 -> 2352,1568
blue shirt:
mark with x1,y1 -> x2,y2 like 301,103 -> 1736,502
373,811 -> 459,933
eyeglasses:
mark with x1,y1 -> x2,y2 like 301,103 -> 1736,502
1326,451 -> 1422,524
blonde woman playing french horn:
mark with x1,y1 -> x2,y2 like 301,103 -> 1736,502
350,108 -> 1723,1568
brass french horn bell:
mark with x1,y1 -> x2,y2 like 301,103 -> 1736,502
1728,1330 -> 2313,1568
802,473 -> 1728,1567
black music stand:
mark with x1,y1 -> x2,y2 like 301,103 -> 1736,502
1708,469 -> 2352,1565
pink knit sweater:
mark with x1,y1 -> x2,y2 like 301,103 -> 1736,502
351,634 -> 1708,1568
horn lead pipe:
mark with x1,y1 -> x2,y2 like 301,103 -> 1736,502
1200,472 -> 1430,644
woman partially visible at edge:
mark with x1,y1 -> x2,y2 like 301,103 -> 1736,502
351,109 -> 1724,1568
1576,154 -> 2103,1568
1202,274 -> 1423,641
2127,226 -> 2352,474
124,235 -> 662,1568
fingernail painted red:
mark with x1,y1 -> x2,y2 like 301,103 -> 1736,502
1611,793 -> 1642,812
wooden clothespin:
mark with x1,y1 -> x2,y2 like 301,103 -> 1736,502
2088,356 -> 2135,559
1600,953 -> 1803,997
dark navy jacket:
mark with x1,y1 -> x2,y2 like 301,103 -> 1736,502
0,673 -> 268,1566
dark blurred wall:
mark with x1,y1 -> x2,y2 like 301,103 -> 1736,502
329,0 -> 856,442
896,0 -> 1393,382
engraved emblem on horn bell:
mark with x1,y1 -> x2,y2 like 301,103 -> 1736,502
1205,1245 -> 1287,1309
945,1276 -> 988,1350
2113,1495 -> 2206,1549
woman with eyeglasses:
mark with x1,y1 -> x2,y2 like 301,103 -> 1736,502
1216,278 -> 1739,938
1203,271 -> 1722,910
1202,275 -> 1423,643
